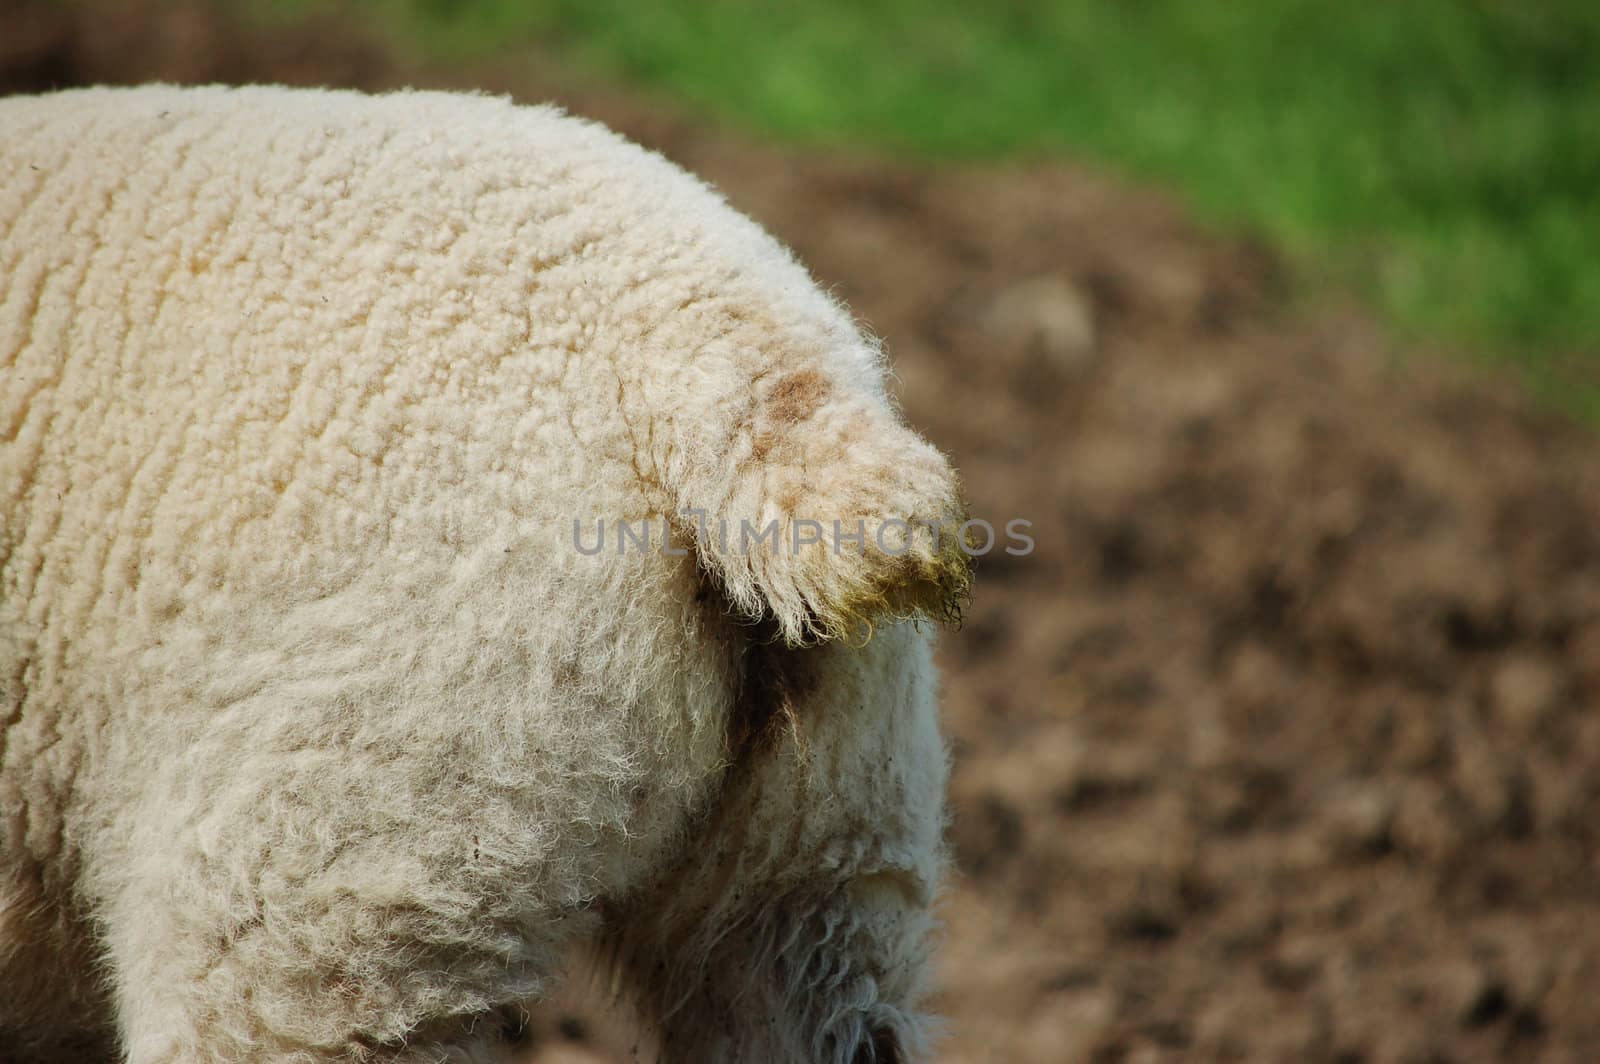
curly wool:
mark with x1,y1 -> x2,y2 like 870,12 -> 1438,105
0,85 -> 963,1062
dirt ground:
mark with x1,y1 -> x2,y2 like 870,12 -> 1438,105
9,2 -> 1600,1061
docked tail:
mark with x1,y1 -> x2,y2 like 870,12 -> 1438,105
669,368 -> 972,646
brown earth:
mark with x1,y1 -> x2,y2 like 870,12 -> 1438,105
8,2 -> 1600,1061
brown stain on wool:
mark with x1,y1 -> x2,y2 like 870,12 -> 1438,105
766,370 -> 832,424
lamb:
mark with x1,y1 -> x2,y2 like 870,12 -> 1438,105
0,85 -> 970,1063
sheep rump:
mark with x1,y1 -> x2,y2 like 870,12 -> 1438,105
0,85 -> 965,1062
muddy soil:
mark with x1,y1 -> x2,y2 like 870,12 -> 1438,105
8,2 -> 1600,1061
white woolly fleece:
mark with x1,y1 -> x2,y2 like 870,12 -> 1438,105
0,85 -> 965,1063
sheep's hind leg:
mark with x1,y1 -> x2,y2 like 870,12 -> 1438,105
90,797 -> 580,1063
98,866 -> 559,1063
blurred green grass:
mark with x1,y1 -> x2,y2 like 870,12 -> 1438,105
264,0 -> 1600,412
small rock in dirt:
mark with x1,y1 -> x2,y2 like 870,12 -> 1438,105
1489,652 -> 1564,734
1435,962 -> 1512,1029
1262,936 -> 1325,993
1317,780 -> 1396,857
984,275 -> 1098,380
1390,779 -> 1464,859
1448,711 -> 1524,831
1223,638 -> 1294,709
1126,256 -> 1209,325
529,1047 -> 616,1064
